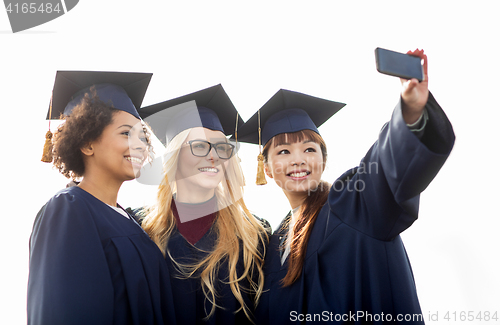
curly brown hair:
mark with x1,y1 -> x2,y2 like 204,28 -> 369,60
52,89 -> 152,179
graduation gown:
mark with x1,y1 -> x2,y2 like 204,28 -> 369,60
256,93 -> 455,324
27,186 -> 176,325
165,200 -> 261,325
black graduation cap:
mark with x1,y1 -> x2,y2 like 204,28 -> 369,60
136,84 -> 243,185
235,89 -> 345,185
236,89 -> 346,146
139,84 -> 243,146
47,70 -> 153,120
41,70 -> 152,163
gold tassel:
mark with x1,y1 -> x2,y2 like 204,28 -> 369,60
41,94 -> 54,163
41,130 -> 53,163
256,153 -> 267,185
256,109 -> 267,185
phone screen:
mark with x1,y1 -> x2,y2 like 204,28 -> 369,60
375,48 -> 424,81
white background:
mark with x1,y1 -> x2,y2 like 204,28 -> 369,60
1,1 -> 499,324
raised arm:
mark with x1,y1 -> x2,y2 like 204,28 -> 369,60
328,49 -> 455,240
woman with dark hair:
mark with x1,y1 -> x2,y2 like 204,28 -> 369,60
237,50 -> 456,323
27,71 -> 175,325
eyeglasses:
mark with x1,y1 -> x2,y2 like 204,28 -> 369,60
186,140 -> 235,159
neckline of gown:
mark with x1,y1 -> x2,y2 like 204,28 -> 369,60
70,186 -> 139,224
171,196 -> 218,246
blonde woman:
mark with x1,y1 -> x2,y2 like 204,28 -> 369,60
137,85 -> 269,324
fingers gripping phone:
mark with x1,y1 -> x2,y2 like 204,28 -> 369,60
375,47 -> 424,81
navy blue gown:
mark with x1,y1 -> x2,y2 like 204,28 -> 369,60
166,225 -> 256,324
27,186 -> 176,325
160,199 -> 267,325
256,93 -> 455,324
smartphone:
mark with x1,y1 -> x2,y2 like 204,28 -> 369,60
375,47 -> 424,81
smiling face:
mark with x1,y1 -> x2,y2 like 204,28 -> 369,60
264,130 -> 326,201
84,110 -> 148,183
175,127 -> 230,202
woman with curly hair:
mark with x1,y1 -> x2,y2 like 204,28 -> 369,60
137,85 -> 269,324
27,71 -> 176,325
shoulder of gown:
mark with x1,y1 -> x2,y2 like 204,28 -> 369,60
28,187 -> 116,324
28,187 -> 176,325
326,92 -> 455,240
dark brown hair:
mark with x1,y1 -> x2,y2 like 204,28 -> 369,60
262,129 -> 330,286
52,89 -> 152,179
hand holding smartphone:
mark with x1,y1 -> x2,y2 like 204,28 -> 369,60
375,47 -> 424,81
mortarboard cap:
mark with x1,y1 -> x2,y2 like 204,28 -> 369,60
41,70 -> 152,163
47,70 -> 153,120
235,89 -> 345,185
139,84 -> 243,146
236,89 -> 346,146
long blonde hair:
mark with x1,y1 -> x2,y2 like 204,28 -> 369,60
141,129 -> 268,321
